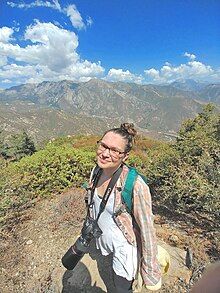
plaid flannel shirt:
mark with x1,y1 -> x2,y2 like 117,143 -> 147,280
89,164 -> 161,286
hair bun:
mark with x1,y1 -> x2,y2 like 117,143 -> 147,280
120,123 -> 137,137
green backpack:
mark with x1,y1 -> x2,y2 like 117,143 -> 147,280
122,166 -> 148,213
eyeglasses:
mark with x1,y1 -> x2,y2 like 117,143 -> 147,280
97,140 -> 126,158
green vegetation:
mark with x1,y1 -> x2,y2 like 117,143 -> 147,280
0,130 -> 36,161
0,142 -> 95,220
143,104 -> 219,220
0,104 -> 219,224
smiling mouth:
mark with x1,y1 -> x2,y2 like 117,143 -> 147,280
98,156 -> 111,163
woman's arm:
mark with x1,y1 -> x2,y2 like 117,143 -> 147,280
133,176 -> 161,286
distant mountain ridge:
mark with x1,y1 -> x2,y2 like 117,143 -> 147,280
170,79 -> 220,103
0,100 -> 118,143
170,79 -> 208,92
0,79 -> 219,142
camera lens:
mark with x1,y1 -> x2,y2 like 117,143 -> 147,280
62,245 -> 84,270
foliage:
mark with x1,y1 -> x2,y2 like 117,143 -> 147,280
0,129 -> 8,159
143,104 -> 220,221
0,130 -> 36,161
0,129 -> 3,149
0,143 -> 95,218
0,107 -> 219,224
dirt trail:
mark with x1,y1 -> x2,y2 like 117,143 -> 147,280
1,188 -> 86,292
0,188 -> 206,292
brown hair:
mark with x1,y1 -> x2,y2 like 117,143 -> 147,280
103,123 -> 137,152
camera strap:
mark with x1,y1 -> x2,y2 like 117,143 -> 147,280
90,166 -> 103,201
89,165 -> 123,222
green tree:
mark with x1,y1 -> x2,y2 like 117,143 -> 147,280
0,129 -> 9,159
6,131 -> 36,160
175,104 -> 219,185
144,104 -> 220,220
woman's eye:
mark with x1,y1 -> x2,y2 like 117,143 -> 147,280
111,149 -> 118,153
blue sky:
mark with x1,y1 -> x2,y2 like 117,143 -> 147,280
0,0 -> 219,88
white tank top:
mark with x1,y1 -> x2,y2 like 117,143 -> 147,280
93,189 -> 138,280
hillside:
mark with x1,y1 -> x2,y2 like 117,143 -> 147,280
170,79 -> 208,92
1,187 -> 215,293
0,79 -> 206,138
1,79 -> 219,143
199,84 -> 220,104
0,106 -> 219,292
0,100 -> 117,143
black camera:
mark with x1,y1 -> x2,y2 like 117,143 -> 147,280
62,216 -> 102,270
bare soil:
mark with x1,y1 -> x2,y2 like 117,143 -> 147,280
0,188 -> 219,293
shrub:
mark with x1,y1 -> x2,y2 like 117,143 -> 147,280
144,104 -> 220,222
0,130 -> 36,161
0,143 -> 95,217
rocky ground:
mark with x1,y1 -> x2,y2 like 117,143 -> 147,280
1,188 -> 219,293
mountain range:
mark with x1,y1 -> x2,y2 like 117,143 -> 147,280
0,79 -> 219,143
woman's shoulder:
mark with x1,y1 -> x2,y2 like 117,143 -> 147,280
120,163 -> 130,180
135,174 -> 150,192
121,165 -> 150,192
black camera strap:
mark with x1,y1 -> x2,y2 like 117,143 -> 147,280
90,166 -> 103,200
88,165 -> 123,222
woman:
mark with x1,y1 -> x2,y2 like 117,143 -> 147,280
88,123 -> 161,292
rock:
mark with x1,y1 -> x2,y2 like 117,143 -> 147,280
158,240 -> 191,284
168,234 -> 179,245
26,239 -> 33,245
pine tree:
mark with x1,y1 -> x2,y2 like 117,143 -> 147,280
2,131 -> 36,160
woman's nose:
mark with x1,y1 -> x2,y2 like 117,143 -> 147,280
102,147 -> 111,156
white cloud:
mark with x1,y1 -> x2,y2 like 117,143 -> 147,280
0,22 -> 104,85
144,68 -> 160,80
7,1 -> 92,30
0,63 -> 37,79
184,52 -> 196,60
0,27 -> 14,43
2,79 -> 12,84
144,55 -> 220,83
12,20 -> 20,32
7,0 -> 61,11
0,56 -> 8,67
0,27 -> 14,67
86,17 -> 93,27
65,4 -> 85,30
53,20 -> 62,27
106,68 -> 143,84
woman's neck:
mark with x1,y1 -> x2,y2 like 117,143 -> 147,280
102,165 -> 122,179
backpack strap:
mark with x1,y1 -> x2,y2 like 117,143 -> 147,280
121,166 -> 149,213
121,167 -> 138,213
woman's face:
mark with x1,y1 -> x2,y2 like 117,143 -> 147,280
96,131 -> 128,172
